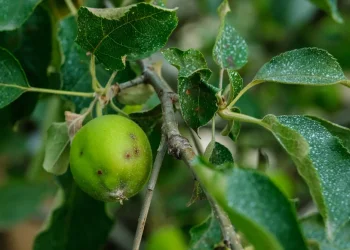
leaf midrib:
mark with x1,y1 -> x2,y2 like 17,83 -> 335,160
50,139 -> 69,169
0,82 -> 29,90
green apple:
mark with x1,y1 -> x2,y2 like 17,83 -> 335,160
70,115 -> 152,203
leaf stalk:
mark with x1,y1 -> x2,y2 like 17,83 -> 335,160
0,83 -> 95,97
226,80 -> 261,109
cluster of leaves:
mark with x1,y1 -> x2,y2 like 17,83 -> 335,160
0,0 -> 349,250
0,1 -> 173,249
161,1 -> 349,249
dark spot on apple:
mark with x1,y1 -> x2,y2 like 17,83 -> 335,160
80,151 -> 84,156
129,133 -> 137,140
97,170 -> 103,175
134,147 -> 140,156
125,152 -> 131,159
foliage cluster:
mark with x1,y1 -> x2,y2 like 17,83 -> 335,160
0,0 -> 349,250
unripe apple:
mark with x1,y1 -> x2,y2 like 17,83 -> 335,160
70,115 -> 152,203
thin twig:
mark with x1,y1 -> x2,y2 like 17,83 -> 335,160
64,0 -> 77,15
188,127 -> 204,155
119,75 -> 146,90
212,117 -> 216,139
143,66 -> 244,250
109,100 -> 129,117
137,60 -> 147,73
132,134 -> 168,250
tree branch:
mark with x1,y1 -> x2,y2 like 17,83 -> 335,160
119,75 -> 146,90
209,200 -> 243,250
132,134 -> 168,250
143,66 -> 243,250
187,123 -> 242,249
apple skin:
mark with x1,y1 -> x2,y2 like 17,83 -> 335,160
70,115 -> 152,202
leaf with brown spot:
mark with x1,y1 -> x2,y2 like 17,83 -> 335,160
178,70 -> 219,131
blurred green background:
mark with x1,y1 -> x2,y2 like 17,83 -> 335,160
0,0 -> 349,249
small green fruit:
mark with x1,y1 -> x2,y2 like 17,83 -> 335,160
70,115 -> 152,202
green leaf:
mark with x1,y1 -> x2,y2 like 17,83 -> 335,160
254,48 -> 350,87
117,84 -> 155,105
0,6 -> 52,120
0,47 -> 30,108
0,0 -> 43,31
193,158 -> 308,250
178,70 -> 219,131
129,104 -> 162,135
34,171 -> 114,250
146,226 -> 188,250
143,92 -> 161,110
189,214 -> 222,250
163,48 -> 217,130
262,115 -> 350,237
0,181 -> 50,229
308,0 -> 343,23
76,3 -> 178,70
229,119 -> 241,142
227,70 -> 243,101
162,48 -> 210,79
213,0 -> 248,70
301,214 -> 350,250
306,116 -> 350,152
114,61 -> 138,82
162,47 -> 217,130
187,180 -> 206,206
209,142 -> 234,167
0,5 -> 52,88
58,16 -> 110,111
43,123 -> 70,175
